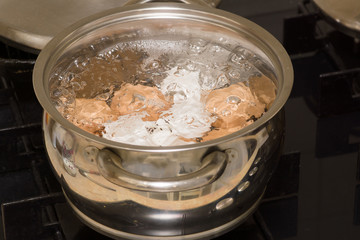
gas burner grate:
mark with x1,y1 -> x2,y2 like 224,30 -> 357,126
2,193 -> 66,240
318,68 -> 360,116
283,0 -> 360,117
0,42 -> 65,240
283,0 -> 324,55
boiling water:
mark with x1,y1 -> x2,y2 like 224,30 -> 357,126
50,37 -> 276,146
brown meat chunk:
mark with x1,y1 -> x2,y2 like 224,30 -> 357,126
110,83 -> 171,121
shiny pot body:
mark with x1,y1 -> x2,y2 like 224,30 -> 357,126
34,2 -> 293,239
44,109 -> 285,239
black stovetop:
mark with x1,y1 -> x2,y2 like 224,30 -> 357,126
1,0 -> 360,239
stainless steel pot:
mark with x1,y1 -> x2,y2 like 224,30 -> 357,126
33,1 -> 293,239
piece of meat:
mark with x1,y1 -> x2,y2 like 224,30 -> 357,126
205,82 -> 265,131
69,98 -> 117,135
110,83 -> 172,121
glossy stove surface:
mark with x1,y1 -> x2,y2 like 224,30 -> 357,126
1,0 -> 360,239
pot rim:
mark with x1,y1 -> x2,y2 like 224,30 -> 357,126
33,2 -> 293,152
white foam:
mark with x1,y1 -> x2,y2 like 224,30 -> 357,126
160,68 -> 215,139
102,113 -> 189,146
102,67 -> 216,146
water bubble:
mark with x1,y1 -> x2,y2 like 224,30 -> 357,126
221,110 -> 231,117
216,73 -> 230,88
173,91 -> 187,102
64,73 -> 75,83
213,44 -> 222,53
229,52 -> 244,65
227,95 -> 241,104
199,73 -> 216,90
66,105 -> 75,114
184,61 -> 198,71
241,61 -> 252,71
229,56 -> 252,72
95,92 -> 111,101
233,46 -> 256,59
229,46 -> 257,69
238,48 -> 256,59
133,93 -> 146,102
166,82 -> 177,92
74,59 -> 80,68
51,88 -> 63,98
228,68 -> 241,80
63,113 -> 72,120
149,61 -> 160,69
226,66 -> 252,84
91,117 -> 104,124
82,59 -> 90,67
185,116 -> 195,124
128,96 -> 147,112
173,70 -> 182,77
188,38 -> 208,55
70,81 -> 82,91
59,94 -> 75,107
218,37 -> 227,44
80,81 -> 87,88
